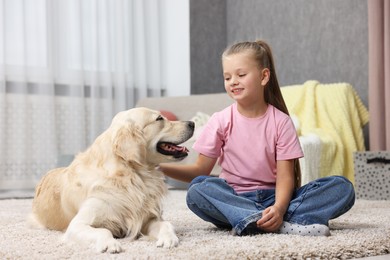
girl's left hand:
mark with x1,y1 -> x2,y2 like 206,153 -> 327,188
256,205 -> 283,232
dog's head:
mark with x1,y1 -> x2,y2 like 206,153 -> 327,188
110,107 -> 194,166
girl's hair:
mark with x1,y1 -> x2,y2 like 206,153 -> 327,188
222,40 -> 302,188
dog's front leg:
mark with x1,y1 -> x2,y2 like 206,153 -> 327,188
63,198 -> 122,253
146,220 -> 179,248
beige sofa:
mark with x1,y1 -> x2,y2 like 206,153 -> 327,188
136,93 -> 233,123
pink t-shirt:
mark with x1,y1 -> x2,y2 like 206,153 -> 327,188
193,103 -> 304,193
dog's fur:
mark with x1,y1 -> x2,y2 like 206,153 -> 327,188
29,107 -> 194,253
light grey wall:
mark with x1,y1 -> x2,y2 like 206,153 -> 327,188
190,0 -> 368,108
226,0 -> 368,108
189,0 -> 227,94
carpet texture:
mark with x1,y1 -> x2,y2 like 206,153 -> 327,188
1,190 -> 389,259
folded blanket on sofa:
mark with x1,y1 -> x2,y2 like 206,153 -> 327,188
298,134 -> 323,185
281,80 -> 369,183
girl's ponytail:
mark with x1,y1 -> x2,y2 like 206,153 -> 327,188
255,41 -> 288,115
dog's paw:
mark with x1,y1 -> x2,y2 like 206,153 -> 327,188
156,232 -> 179,248
96,238 -> 123,253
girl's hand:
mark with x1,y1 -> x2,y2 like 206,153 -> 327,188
257,159 -> 294,232
256,205 -> 284,232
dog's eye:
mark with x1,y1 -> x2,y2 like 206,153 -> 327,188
156,115 -> 164,121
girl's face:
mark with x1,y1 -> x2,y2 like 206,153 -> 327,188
222,51 -> 269,105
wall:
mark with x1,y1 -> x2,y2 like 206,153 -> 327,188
190,0 -> 368,109
189,0 -> 227,94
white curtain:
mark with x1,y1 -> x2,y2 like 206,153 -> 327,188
0,0 -> 167,190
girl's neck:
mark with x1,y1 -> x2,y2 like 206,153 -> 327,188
236,101 -> 268,118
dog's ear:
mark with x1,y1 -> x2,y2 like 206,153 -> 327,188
112,122 -> 146,165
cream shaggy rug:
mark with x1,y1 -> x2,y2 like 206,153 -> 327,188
1,190 -> 390,260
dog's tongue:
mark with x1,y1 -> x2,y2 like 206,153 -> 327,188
159,143 -> 188,153
157,142 -> 189,158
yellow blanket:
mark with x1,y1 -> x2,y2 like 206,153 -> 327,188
281,80 -> 369,183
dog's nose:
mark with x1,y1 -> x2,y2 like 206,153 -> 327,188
187,121 -> 195,130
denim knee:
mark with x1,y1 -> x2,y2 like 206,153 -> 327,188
186,183 -> 200,206
334,176 -> 355,204
189,175 -> 211,188
187,176 -> 231,206
332,176 -> 354,195
187,176 -> 211,204
325,175 -> 356,216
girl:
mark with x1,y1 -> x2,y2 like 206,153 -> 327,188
159,40 -> 355,236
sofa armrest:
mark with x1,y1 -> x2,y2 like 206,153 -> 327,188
136,93 -> 233,120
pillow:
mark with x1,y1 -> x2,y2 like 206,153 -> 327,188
179,111 -> 222,177
184,112 -> 211,142
190,111 -> 211,129
160,110 -> 177,121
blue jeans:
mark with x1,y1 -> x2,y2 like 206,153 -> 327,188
186,175 -> 355,235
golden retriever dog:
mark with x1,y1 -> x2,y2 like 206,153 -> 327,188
29,107 -> 194,253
